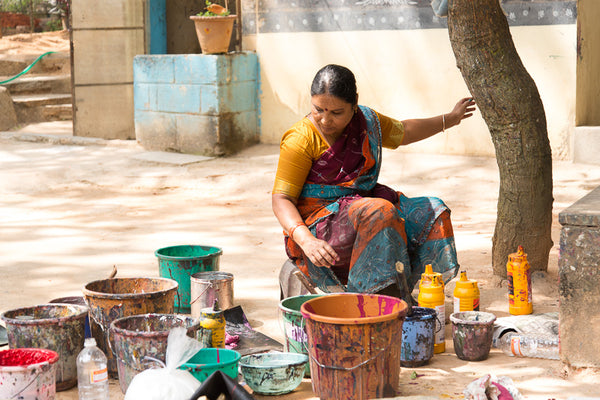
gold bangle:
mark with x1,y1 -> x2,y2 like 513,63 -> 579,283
442,114 -> 446,133
287,221 -> 306,240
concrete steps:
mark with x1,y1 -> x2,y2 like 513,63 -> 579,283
0,51 -> 72,126
2,75 -> 71,95
12,93 -> 73,122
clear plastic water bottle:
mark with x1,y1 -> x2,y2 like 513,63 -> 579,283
77,337 -> 109,400
498,332 -> 559,360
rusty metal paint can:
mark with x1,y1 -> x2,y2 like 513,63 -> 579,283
401,306 -> 436,367
110,313 -> 200,393
0,304 -> 88,391
190,271 -> 234,318
82,277 -> 178,377
197,308 -> 226,348
507,246 -> 533,315
49,296 -> 92,338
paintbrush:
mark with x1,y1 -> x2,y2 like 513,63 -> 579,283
395,262 -> 414,316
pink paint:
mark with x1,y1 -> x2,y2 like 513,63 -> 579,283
356,294 -> 367,317
0,349 -> 57,366
379,295 -> 400,316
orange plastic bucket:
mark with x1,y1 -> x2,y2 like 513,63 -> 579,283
300,293 -> 408,400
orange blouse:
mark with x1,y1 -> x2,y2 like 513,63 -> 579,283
273,110 -> 405,198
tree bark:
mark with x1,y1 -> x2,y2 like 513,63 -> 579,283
447,0 -> 553,277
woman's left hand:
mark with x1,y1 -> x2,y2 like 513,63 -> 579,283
447,97 -> 476,128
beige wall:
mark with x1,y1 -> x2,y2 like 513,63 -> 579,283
71,0 -> 146,140
244,25 -> 576,160
576,0 -> 600,126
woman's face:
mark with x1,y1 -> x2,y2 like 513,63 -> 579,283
310,93 -> 355,139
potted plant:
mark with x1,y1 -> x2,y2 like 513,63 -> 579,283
190,1 -> 237,55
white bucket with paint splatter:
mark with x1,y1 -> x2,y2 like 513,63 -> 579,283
0,348 -> 59,400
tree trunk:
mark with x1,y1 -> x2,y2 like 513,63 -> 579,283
447,0 -> 553,277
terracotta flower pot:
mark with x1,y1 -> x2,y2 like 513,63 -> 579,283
190,15 -> 237,55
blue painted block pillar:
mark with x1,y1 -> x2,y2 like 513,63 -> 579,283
146,0 -> 167,54
133,52 -> 260,156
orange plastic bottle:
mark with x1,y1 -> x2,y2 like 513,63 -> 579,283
507,246 -> 533,315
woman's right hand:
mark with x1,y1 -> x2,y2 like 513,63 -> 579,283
298,235 -> 340,268
272,192 -> 340,267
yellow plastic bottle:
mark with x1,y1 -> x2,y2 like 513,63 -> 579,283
453,270 -> 480,313
507,246 -> 533,315
418,274 -> 445,353
419,264 -> 443,289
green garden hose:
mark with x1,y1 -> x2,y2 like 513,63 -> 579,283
0,51 -> 56,85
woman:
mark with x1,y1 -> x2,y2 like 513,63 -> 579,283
272,64 -> 476,304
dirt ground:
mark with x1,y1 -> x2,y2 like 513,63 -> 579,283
0,30 -> 70,55
1,32 -> 600,400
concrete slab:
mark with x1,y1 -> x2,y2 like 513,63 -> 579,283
12,121 -> 73,136
132,151 -> 213,165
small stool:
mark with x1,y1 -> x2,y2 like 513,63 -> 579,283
278,260 -> 345,299
279,259 -> 314,299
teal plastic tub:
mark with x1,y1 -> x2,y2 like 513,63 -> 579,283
155,245 -> 222,313
179,348 -> 240,383
239,352 -> 308,395
278,294 -> 322,376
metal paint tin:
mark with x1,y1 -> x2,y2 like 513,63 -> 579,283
401,306 -> 436,367
190,271 -> 234,318
197,307 -> 226,348
0,304 -> 87,391
82,277 -> 178,377
110,313 -> 200,393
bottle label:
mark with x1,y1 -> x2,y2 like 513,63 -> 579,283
510,336 -> 523,356
454,296 -> 480,312
90,367 -> 108,384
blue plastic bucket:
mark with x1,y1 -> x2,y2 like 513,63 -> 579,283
401,306 -> 436,367
155,245 -> 222,313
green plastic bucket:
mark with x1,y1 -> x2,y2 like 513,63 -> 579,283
278,294 -> 322,376
179,348 -> 240,383
155,245 -> 223,313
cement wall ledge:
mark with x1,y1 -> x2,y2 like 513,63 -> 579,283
573,126 -> 600,165
558,185 -> 600,368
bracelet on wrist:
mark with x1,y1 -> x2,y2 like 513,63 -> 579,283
442,114 -> 446,133
287,221 -> 306,240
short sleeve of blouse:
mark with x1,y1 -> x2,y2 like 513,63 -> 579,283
376,111 -> 405,149
272,120 -> 323,198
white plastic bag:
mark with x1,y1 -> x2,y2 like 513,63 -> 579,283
464,374 -> 524,400
125,327 -> 204,400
